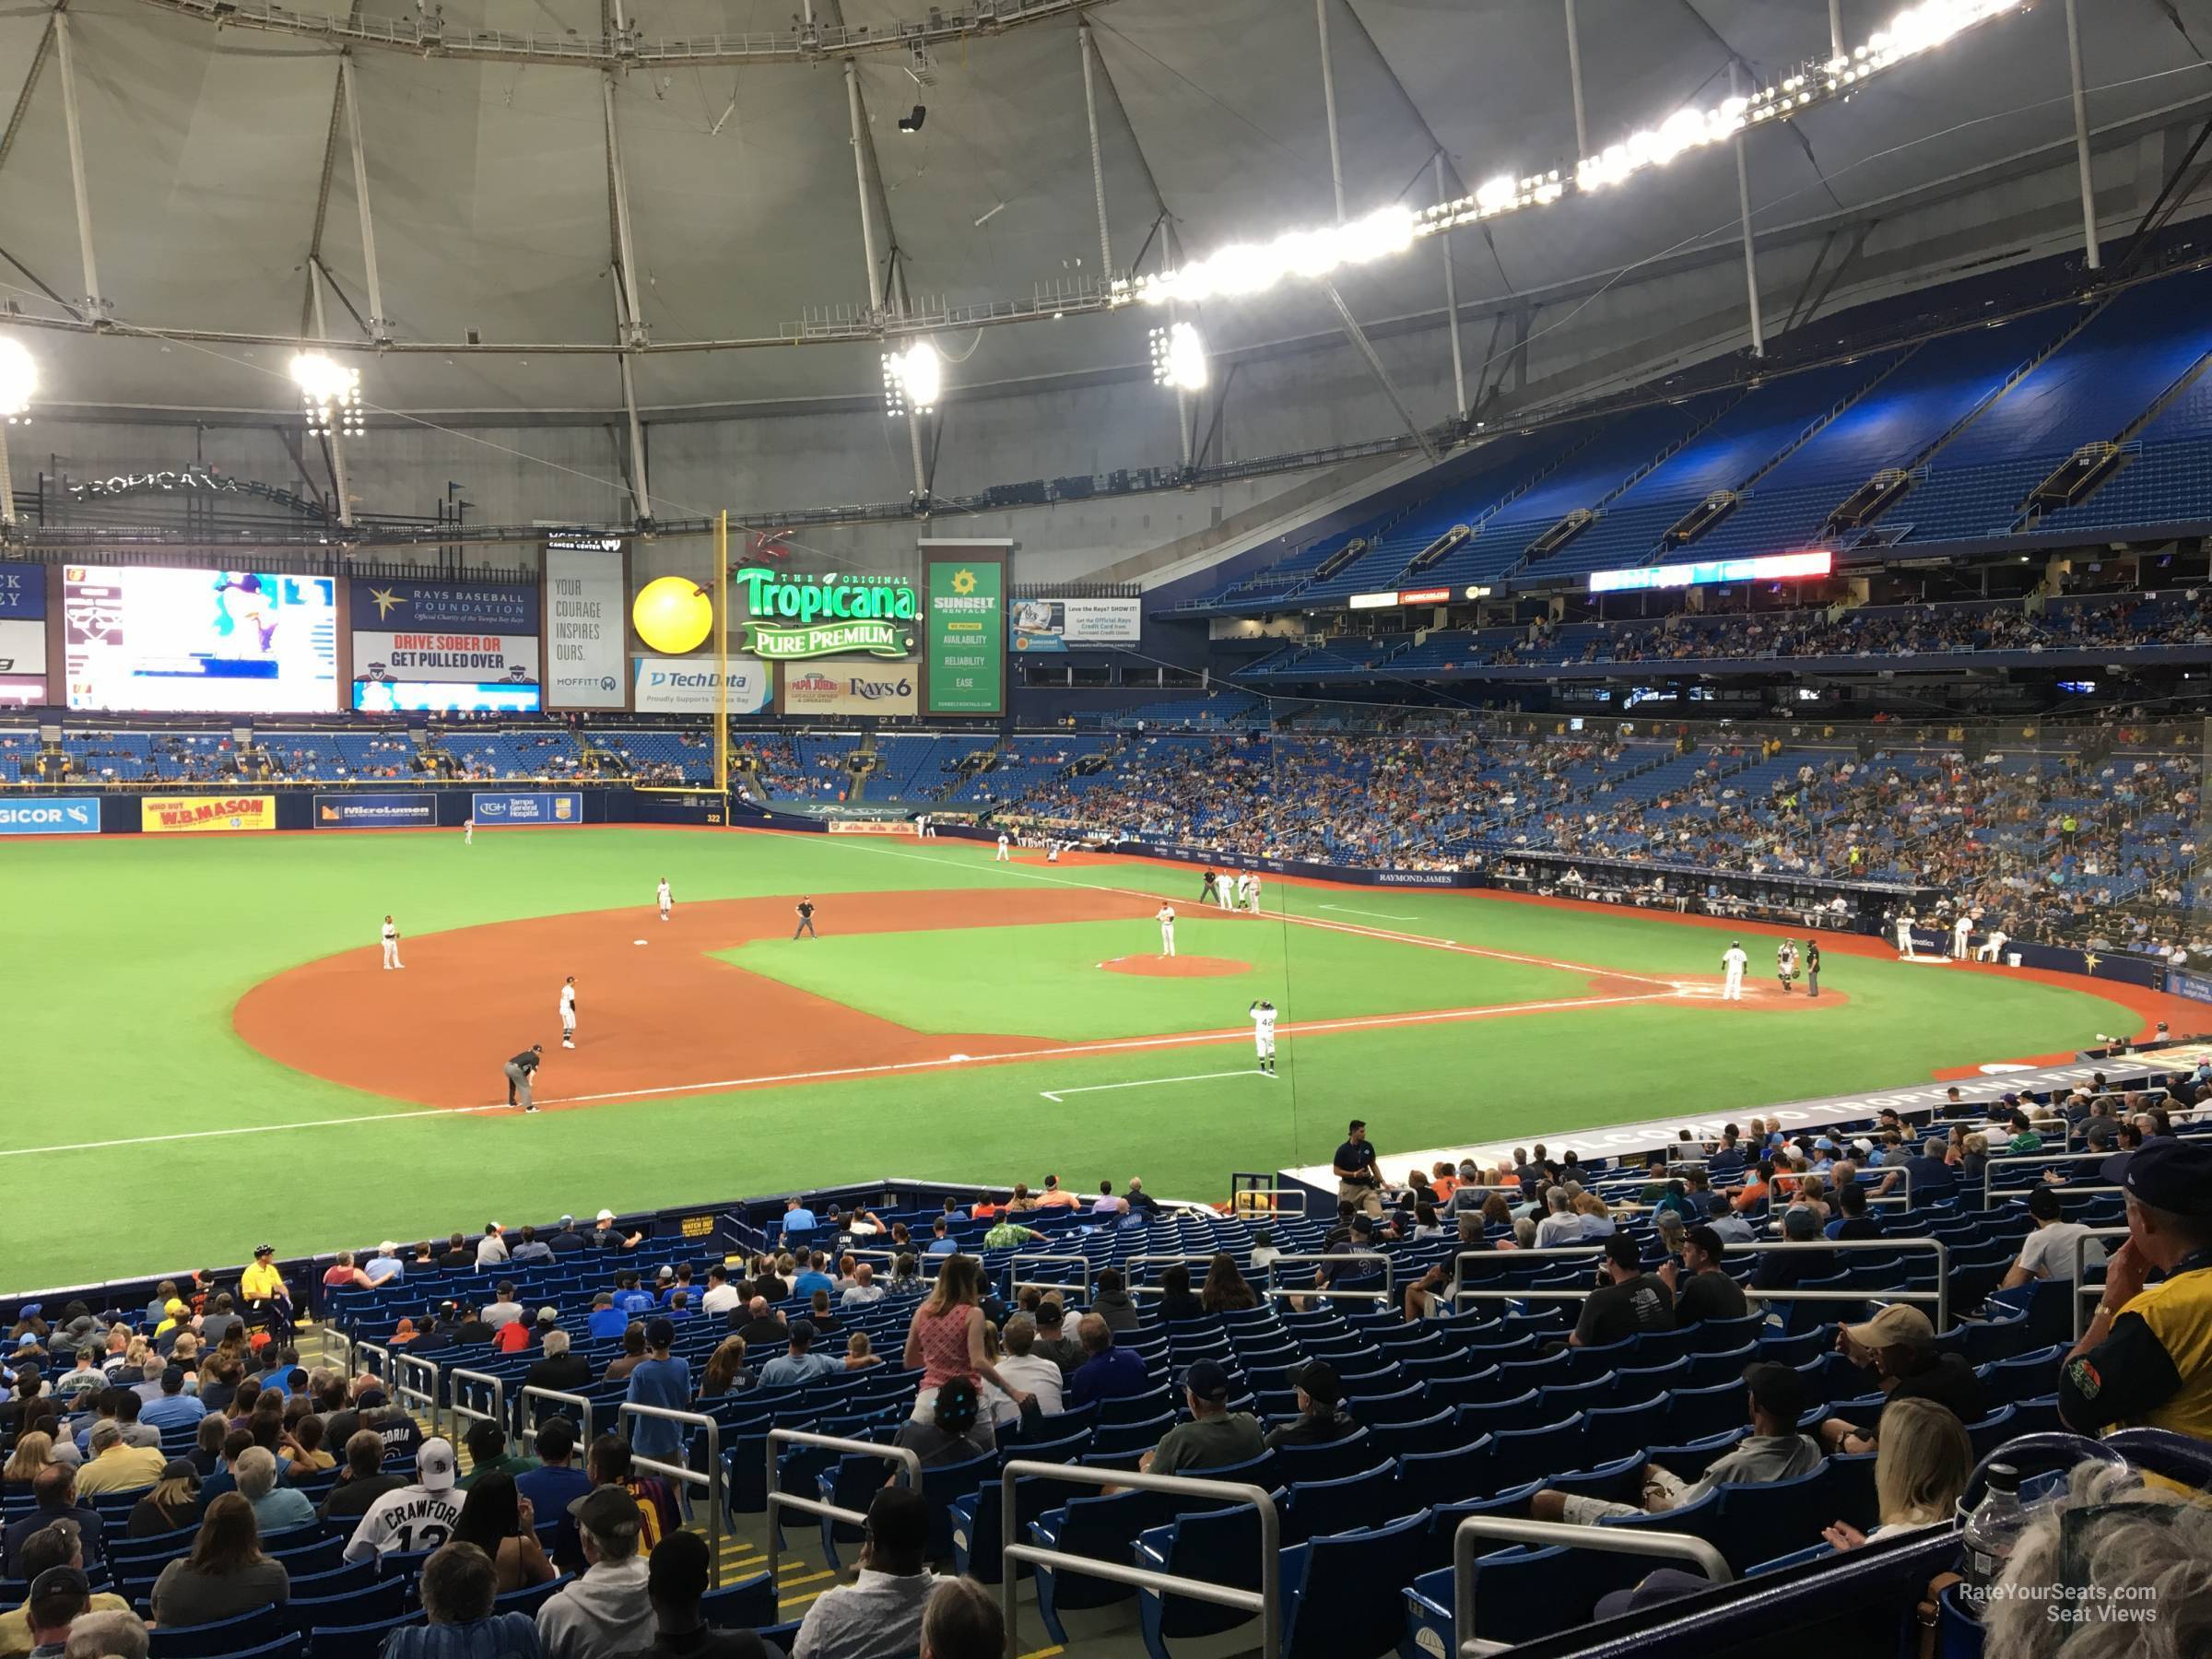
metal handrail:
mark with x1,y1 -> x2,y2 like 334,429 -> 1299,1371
390,1351 -> 443,1440
447,1368 -> 506,1444
765,1429 -> 922,1592
1264,1251 -> 1395,1303
2068,1227 -> 2131,1340
518,1385 -> 594,1454
618,1403 -> 724,1587
1452,1514 -> 1731,1657
1008,1251 -> 1095,1297
1124,1253 -> 1233,1284
998,1461 -> 1279,1659
1983,1148 -> 2109,1207
1452,1236 -> 1953,1326
1229,1185 -> 1310,1216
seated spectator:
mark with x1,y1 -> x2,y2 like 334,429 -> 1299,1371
1820,1397 -> 1972,1549
619,1530 -> 772,1659
1570,1235 -> 1675,1347
62,1609 -> 147,1659
917,1576 -> 1001,1659
1821,1306 -> 1987,1453
891,1378 -> 995,1468
2,1433 -> 59,1498
323,1252 -> 375,1295
363,1242 -> 406,1286
843,1333 -> 882,1373
1900,1138 -> 1959,1204
234,1446 -> 314,1536
805,1291 -> 841,1335
12,1567 -> 94,1659
1658,1226 -> 1749,1324
321,1430 -> 406,1524
839,1265 -> 885,1310
1065,1314 -> 1149,1407
510,1226 -> 554,1267
1533,1188 -> 1583,1247
1826,1182 -> 1883,1241
539,1489 -> 654,1659
482,1283 -> 526,1332
1754,1206 -> 1835,1296
1140,1361 -> 1261,1475
1998,1185 -> 2107,1291
462,1422 -> 538,1488
698,1267 -> 741,1320
68,1423 -> 162,1498
792,1253 -> 836,1300
1154,1265 -> 1204,1322
1532,1363 -> 1821,1524
993,1318 -> 1064,1418
344,1438 -> 465,1563
150,1493 -> 290,1628
790,1488 -> 935,1659
575,1439 -> 680,1564
586,1294 -> 627,1344
526,1329 -> 594,1396
1199,1253 -> 1257,1313
126,1460 -> 200,1539
0,1523 -> 130,1658
1089,1270 -> 1140,1334
281,1414 -> 333,1475
452,1470 -> 557,1594
1263,1360 -> 1354,1449
604,1326 -> 650,1385
515,1418 -> 592,1527
759,1322 -> 841,1389
695,1338 -> 754,1402
734,1300 -> 787,1349
385,1541 -> 545,1659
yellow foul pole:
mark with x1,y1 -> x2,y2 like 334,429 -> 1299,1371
715,510 -> 730,795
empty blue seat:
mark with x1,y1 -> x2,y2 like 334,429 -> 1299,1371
949,1467 -> 1091,1585
1706,1462 -> 1837,1573
148,1606 -> 286,1658
1030,1489 -> 1189,1640
1269,1430 -> 1380,1486
697,1571 -> 776,1630
1487,1417 -> 1585,1491
1135,1501 -> 1267,1659
281,1582 -> 405,1636
1282,1464 -> 1397,1545
1280,1511 -> 1430,1659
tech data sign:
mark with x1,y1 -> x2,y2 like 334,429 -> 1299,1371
735,568 -> 917,662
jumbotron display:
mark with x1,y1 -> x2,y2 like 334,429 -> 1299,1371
64,564 -> 339,713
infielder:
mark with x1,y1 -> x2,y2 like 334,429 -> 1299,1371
1250,999 -> 1278,1076
1157,903 -> 1176,958
1246,872 -> 1264,912
463,817 -> 474,846
559,975 -> 578,1050
1975,926 -> 2009,963
381,914 -> 405,971
995,831 -> 1011,863
1776,939 -> 1797,994
1046,841 -> 1062,864
504,1043 -> 544,1112
657,877 -> 673,923
1895,911 -> 1918,959
1722,940 -> 1747,1001
1951,912 -> 1972,959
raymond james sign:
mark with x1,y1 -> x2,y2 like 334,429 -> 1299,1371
735,568 -> 917,661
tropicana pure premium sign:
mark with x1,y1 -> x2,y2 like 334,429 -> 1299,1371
735,567 -> 918,661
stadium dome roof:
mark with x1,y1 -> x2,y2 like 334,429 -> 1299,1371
1,0 -> 2207,420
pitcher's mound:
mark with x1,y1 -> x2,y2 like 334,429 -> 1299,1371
1100,955 -> 1252,978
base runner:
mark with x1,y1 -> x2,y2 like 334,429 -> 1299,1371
1250,999 -> 1277,1076
559,976 -> 578,1050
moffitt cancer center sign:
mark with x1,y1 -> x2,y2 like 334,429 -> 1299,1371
735,569 -> 917,661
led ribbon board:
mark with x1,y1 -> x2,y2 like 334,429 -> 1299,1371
1588,550 -> 1833,594
734,568 -> 919,661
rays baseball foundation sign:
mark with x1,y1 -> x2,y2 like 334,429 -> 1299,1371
735,569 -> 918,661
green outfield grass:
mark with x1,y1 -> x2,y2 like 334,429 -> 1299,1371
0,825 -> 2150,1291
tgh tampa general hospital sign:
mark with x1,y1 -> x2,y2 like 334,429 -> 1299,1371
734,569 -> 919,661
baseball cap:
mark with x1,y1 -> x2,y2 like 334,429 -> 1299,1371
559,1216 -> 575,1228
378,1241 -> 398,1255
786,1319 -> 818,1347
576,1485 -> 642,1543
596,1208 -> 617,1222
536,1306 -> 559,1324
253,1244 -> 275,1257
356,1386 -> 388,1408
647,1529 -> 713,1603
1599,1233 -> 1641,1272
1742,1361 -> 1807,1423
1288,1359 -> 1341,1406
415,1437 -> 458,1490
2112,1136 -> 2212,1216
1849,1138 -> 1874,1157
1594,1568 -> 1714,1621
1843,1303 -> 1936,1349
26,1566 -> 90,1626
1182,1359 -> 1230,1404
656,1265 -> 675,1281
159,1458 -> 199,1484
1782,1206 -> 1819,1241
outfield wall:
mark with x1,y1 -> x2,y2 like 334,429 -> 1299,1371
0,785 -> 641,835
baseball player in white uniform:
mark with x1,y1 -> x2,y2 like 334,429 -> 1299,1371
1250,999 -> 1278,1075
656,877 -> 673,923
1046,841 -> 1062,864
1896,911 -> 1918,959
1951,912 -> 1972,959
1235,873 -> 1255,912
1216,871 -> 1236,911
1776,939 -> 1797,994
1721,940 -> 1747,1000
995,830 -> 1011,862
1976,926 -> 2009,963
463,817 -> 474,846
559,976 -> 578,1050
1157,903 -> 1176,958
1246,872 -> 1264,912
381,914 -> 405,971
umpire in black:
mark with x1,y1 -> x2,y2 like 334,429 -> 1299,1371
504,1044 -> 545,1113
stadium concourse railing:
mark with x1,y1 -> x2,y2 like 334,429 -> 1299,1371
2068,1227 -> 2130,1340
1264,1252 -> 1395,1303
620,1402 -> 725,1584
764,1430 -> 921,1591
447,1367 -> 507,1449
1981,1147 -> 2125,1207
1453,1516 -> 1733,1659
518,1384 -> 596,1453
1452,1239 -> 1954,1328
347,1340 -> 441,1435
998,1463 -> 1281,1659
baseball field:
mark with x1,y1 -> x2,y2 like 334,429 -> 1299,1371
3,823 -> 2189,1292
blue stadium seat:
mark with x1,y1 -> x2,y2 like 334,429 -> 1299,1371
148,1606 -> 286,1658
698,1571 -> 777,1630
1278,1511 -> 1430,1659
1134,1500 -> 1268,1658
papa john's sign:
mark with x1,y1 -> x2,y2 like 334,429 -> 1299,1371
735,569 -> 916,662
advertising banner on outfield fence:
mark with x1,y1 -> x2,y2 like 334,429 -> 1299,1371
632,654 -> 771,715
472,791 -> 582,826
315,792 -> 438,829
142,794 -> 276,833
2166,968 -> 2212,1004
1008,596 -> 1142,651
780,661 -> 917,717
545,545 -> 627,709
0,797 -> 100,835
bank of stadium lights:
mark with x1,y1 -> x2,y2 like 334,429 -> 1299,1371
290,350 -> 362,437
881,337 -> 942,417
0,335 -> 34,424
1112,0 -> 2024,310
1150,321 -> 1209,392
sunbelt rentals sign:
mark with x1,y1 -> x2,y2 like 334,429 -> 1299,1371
735,568 -> 917,661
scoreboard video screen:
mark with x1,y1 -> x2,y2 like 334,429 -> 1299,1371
64,564 -> 339,713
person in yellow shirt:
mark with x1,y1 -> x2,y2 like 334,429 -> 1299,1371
71,1423 -> 167,1496
0,1521 -> 130,1659
240,1243 -> 292,1340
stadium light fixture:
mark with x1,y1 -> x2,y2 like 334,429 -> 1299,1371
291,350 -> 363,437
0,335 -> 34,422
1150,321 -> 1209,391
881,337 -> 942,416
1112,0 -> 2024,309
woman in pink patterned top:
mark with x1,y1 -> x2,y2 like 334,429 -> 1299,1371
901,1254 -> 1032,1418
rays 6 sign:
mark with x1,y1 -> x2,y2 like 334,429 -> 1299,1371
735,569 -> 917,661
